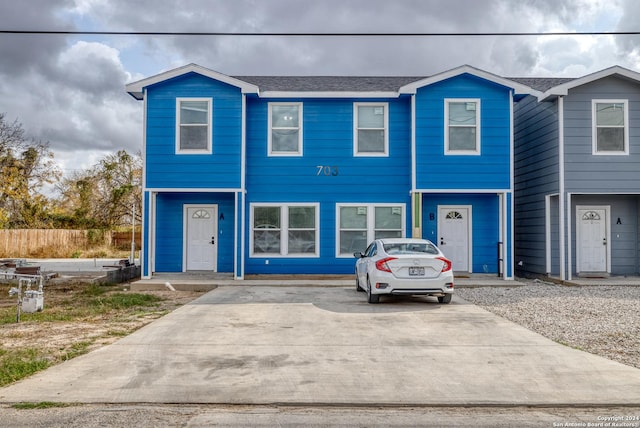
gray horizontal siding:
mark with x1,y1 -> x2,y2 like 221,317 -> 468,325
563,76 -> 640,193
514,95 -> 560,275
570,195 -> 639,275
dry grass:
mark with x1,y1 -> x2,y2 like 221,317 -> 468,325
0,229 -> 140,258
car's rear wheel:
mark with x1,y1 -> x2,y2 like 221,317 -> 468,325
438,294 -> 452,304
367,277 -> 379,304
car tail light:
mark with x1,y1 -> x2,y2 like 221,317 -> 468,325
375,257 -> 396,273
436,257 -> 452,272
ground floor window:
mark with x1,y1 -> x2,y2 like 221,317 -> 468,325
337,203 -> 405,256
251,203 -> 319,257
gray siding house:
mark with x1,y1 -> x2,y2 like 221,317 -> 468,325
513,66 -> 640,281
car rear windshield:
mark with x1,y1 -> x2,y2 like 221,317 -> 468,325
383,242 -> 439,255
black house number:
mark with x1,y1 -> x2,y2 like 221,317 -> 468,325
316,165 -> 339,176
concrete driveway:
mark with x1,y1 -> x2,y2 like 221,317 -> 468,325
1,285 -> 640,406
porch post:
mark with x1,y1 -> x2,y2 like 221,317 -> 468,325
141,190 -> 150,279
235,192 -> 246,279
567,193 -> 573,281
506,191 -> 514,280
147,191 -> 157,278
545,194 -> 552,276
499,192 -> 506,279
235,191 -> 245,280
558,96 -> 566,281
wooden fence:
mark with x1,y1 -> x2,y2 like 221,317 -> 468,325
111,231 -> 142,249
0,229 -> 141,258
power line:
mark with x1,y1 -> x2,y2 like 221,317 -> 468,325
0,30 -> 639,37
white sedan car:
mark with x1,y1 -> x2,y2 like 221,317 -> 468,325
354,238 -> 454,304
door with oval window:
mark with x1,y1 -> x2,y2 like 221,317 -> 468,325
576,206 -> 609,273
438,206 -> 471,272
185,205 -> 217,271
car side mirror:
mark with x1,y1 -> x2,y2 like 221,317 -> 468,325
353,251 -> 364,259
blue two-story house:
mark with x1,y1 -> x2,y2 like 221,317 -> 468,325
126,64 -> 535,280
402,68 -> 535,279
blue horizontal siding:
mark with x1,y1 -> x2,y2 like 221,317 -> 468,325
140,71 -> 519,276
422,193 -> 501,274
155,192 -> 235,273
415,74 -> 512,190
145,73 -> 243,189
244,96 -> 412,274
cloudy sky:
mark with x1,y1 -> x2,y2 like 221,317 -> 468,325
1,0 -> 639,190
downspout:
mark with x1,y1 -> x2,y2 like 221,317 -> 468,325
410,93 -> 421,238
545,195 -> 551,274
508,89 -> 515,280
411,93 -> 417,193
558,96 -> 566,281
141,88 -> 151,279
241,94 -> 246,200
238,93 -> 247,280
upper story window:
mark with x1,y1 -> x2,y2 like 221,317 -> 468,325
593,100 -> 629,155
269,103 -> 303,156
354,103 -> 388,156
176,98 -> 212,154
445,99 -> 480,155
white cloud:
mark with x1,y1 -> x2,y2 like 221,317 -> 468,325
1,0 -> 639,197
0,37 -> 140,183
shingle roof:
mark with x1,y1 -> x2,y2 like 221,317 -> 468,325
128,63 -> 608,99
233,75 -> 578,94
508,77 -> 575,92
232,76 -> 425,92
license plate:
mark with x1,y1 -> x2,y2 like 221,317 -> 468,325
409,267 -> 425,276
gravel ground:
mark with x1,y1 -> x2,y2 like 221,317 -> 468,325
456,279 -> 640,369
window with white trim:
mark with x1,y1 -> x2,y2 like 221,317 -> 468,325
251,203 -> 319,257
176,98 -> 212,154
445,99 -> 480,154
354,103 -> 388,156
593,100 -> 628,155
269,103 -> 303,156
337,204 -> 404,256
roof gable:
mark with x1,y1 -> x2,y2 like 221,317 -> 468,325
398,65 -> 539,96
126,63 -> 260,100
539,66 -> 640,100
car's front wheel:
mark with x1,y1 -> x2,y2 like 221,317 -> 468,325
367,277 -> 379,304
438,294 -> 452,304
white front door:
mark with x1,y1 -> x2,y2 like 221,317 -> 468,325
185,205 -> 217,271
438,206 -> 471,272
577,206 -> 608,273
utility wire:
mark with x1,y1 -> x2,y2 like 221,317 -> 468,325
1,30 -> 639,37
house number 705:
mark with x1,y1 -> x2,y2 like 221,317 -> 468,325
316,165 -> 339,176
